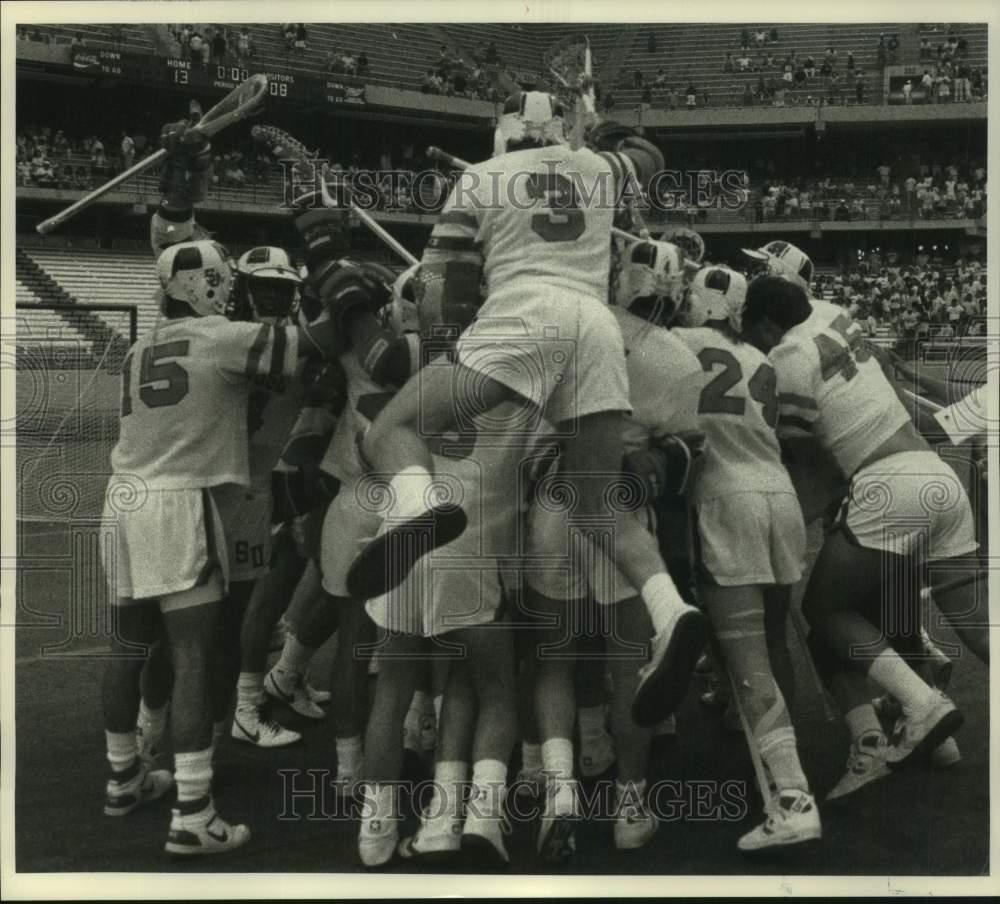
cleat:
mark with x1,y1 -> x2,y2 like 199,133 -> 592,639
265,668 -> 326,720
931,736 -> 962,768
579,733 -> 616,778
398,813 -> 463,863
346,505 -> 468,601
358,816 -> 399,867
164,799 -> 250,856
104,762 -> 173,817
826,731 -> 891,801
305,682 -> 332,705
652,714 -> 677,737
462,812 -> 510,867
885,691 -> 963,766
738,790 -> 821,852
632,604 -> 708,727
231,704 -> 301,748
537,779 -> 579,864
614,796 -> 658,851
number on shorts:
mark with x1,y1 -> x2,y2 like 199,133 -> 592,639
235,540 -> 266,567
122,341 -> 191,414
526,172 -> 585,243
697,347 -> 778,427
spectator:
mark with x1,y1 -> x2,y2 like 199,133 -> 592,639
803,56 -> 816,78
740,27 -> 750,51
602,91 -> 615,113
236,27 -> 253,60
653,67 -> 668,88
954,62 -> 971,102
665,86 -> 678,110
685,83 -> 697,109
937,70 -> 952,103
886,33 -> 899,63
919,37 -> 932,60
357,52 -> 369,77
120,132 -> 135,170
770,28 -> 779,42
326,50 -> 342,74
742,82 -> 754,106
846,51 -> 855,71
485,41 -> 499,64
640,85 -> 653,111
902,79 -> 913,103
723,52 -> 734,72
295,24 -> 307,53
738,50 -> 751,71
701,88 -> 710,108
921,69 -> 934,102
283,24 -> 296,51
211,27 -> 227,61
834,198 -> 851,220
855,73 -> 865,104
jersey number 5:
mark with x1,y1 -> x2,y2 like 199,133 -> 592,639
526,172 -> 585,242
697,347 -> 778,428
121,340 -> 190,416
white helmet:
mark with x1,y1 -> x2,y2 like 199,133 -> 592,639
741,240 -> 814,292
389,264 -> 422,334
237,246 -> 301,323
684,265 -> 748,330
494,91 -> 566,156
156,240 -> 237,317
613,240 -> 687,323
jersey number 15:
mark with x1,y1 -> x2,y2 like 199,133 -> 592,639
121,341 -> 190,416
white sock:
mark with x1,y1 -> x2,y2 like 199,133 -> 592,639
845,703 -> 884,742
275,634 -> 313,677
867,648 -> 936,715
430,760 -> 468,819
577,705 -> 606,741
361,782 -> 397,821
759,727 -> 810,792
236,672 -> 265,710
336,735 -> 363,779
388,466 -> 435,519
106,730 -> 138,775
641,573 -> 688,636
137,701 -> 167,748
470,758 -> 507,817
521,741 -> 542,774
174,747 -> 213,803
541,737 -> 574,782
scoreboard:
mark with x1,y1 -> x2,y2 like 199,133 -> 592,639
74,48 -> 367,106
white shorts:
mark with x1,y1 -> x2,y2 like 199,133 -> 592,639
101,486 -> 226,610
211,474 -> 274,582
456,287 -> 630,430
523,496 -> 654,606
696,492 -> 806,587
844,451 -> 977,559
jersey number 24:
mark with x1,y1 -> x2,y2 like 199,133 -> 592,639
697,347 -> 778,428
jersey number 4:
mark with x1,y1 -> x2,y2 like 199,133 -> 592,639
121,341 -> 190,416
813,313 -> 871,383
697,347 -> 778,428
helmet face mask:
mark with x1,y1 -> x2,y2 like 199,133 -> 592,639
680,265 -> 748,331
614,240 -> 687,325
157,240 -> 238,318
494,91 -> 566,156
742,240 -> 814,293
237,247 -> 301,324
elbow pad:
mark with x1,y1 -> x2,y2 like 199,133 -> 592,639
362,332 -> 419,387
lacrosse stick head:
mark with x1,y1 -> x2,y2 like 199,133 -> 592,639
543,35 -> 599,148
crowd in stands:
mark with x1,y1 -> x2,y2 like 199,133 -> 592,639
167,24 -> 258,65
420,43 -> 500,101
817,258 -> 987,346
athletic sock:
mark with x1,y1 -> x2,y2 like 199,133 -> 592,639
106,730 -> 138,776
470,759 -> 507,817
759,727 -> 810,792
137,701 -> 167,752
174,748 -> 213,803
336,735 -> 363,780
541,737 -> 574,782
641,573 -> 689,636
867,648 -> 936,716
236,672 -> 265,711
274,635 -> 313,679
430,760 -> 468,819
388,466 -> 435,519
845,703 -> 884,742
362,782 -> 397,822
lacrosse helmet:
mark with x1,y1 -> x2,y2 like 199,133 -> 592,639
613,240 -> 687,324
156,240 -> 238,318
494,91 -> 566,156
683,265 -> 748,330
742,240 -> 814,293
389,264 -> 422,334
236,246 -> 301,324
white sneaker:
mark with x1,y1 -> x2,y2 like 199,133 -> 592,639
579,733 -> 616,777
231,704 -> 301,748
398,812 -> 463,862
265,668 -> 326,720
537,779 -> 579,863
931,736 -> 962,768
462,810 -> 510,866
358,815 -> 399,867
164,798 -> 251,856
737,790 -> 821,852
104,762 -> 174,817
826,731 -> 891,801
614,794 -> 658,850
885,691 -> 964,765
632,604 -> 708,727
652,714 -> 677,737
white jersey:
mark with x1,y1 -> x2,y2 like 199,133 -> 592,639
770,299 -> 910,477
247,371 -> 306,477
111,317 -> 299,489
676,327 -> 794,501
433,144 -> 627,306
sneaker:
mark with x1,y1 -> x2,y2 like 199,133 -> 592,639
537,779 -> 579,864
358,815 -> 400,867
737,790 -> 821,852
462,810 -> 510,866
579,733 -> 616,777
632,604 -> 708,727
231,704 -> 301,748
652,714 -> 677,737
885,691 -> 964,766
346,505 -> 468,601
104,761 -> 174,817
164,798 -> 251,856
614,796 -> 658,850
826,731 -> 891,801
398,813 -> 463,863
305,682 -> 331,705
136,724 -> 162,769
931,736 -> 962,768
265,668 -> 326,720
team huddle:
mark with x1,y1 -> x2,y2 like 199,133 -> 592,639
98,90 -> 987,867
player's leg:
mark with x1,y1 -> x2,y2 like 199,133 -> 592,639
212,578 -> 257,746
763,586 -> 796,712
928,553 -> 989,664
576,634 -> 615,779
358,631 -> 426,867
329,594 -> 374,789
136,635 -> 173,767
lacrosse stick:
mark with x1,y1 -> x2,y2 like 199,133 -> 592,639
252,124 -> 418,267
426,145 -> 472,171
37,75 -> 269,235
544,35 -> 599,151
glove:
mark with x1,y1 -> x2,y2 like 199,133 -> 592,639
158,119 -> 212,208
319,267 -> 390,345
358,331 -> 419,387
294,206 -> 351,277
